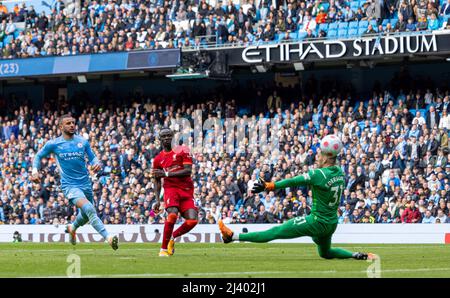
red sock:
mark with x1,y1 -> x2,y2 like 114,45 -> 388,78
173,219 -> 198,239
161,213 -> 178,249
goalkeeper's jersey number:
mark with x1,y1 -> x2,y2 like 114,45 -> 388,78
330,185 -> 343,206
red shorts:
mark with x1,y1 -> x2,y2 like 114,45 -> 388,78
163,187 -> 197,214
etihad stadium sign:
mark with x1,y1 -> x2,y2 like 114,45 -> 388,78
240,33 -> 446,64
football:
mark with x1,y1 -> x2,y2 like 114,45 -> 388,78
320,134 -> 343,157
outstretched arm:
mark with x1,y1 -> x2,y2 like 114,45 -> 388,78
85,140 -> 101,172
252,169 -> 321,193
31,141 -> 54,181
274,171 -> 317,189
151,156 -> 163,212
153,177 -> 162,212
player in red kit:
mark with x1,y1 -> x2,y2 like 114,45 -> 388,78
151,128 -> 198,257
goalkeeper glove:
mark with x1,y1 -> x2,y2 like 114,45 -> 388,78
252,177 -> 275,193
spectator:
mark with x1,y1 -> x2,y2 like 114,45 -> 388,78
363,24 -> 377,35
422,210 -> 435,223
5,19 -> 16,37
435,209 -> 448,223
0,2 -> 7,16
255,205 -> 272,223
267,90 -> 281,111
417,14 -> 428,30
440,0 -> 450,16
405,17 -> 416,31
427,13 -> 440,30
316,7 -> 327,24
394,14 -> 407,31
401,201 -> 422,223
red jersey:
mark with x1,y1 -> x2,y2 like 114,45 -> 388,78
152,149 -> 194,189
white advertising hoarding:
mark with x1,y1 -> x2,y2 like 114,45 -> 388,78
1,224 -> 449,244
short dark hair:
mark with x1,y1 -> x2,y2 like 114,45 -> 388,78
159,127 -> 173,135
59,114 -> 73,126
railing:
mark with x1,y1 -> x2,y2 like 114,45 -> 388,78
182,28 -> 450,52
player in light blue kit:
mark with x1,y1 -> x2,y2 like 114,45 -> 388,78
31,114 -> 118,250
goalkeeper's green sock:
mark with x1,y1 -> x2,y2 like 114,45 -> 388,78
237,219 -> 302,243
324,248 -> 354,259
238,231 -> 277,242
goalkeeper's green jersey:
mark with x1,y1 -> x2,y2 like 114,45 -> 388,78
274,165 -> 345,225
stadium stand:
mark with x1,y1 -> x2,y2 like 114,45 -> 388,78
0,0 -> 449,58
1,77 -> 450,226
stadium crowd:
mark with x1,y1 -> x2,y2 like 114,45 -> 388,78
0,80 -> 450,225
0,0 -> 449,59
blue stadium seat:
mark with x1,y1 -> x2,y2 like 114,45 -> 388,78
238,108 -> 250,116
349,21 -> 359,29
297,31 -> 308,40
390,18 -> 398,27
319,23 -> 329,32
419,109 -> 427,117
358,27 -> 367,36
289,32 -> 298,40
358,121 -> 365,130
327,29 -> 337,39
441,15 -> 450,27
4,35 -> 13,45
438,16 -> 444,27
382,19 -> 390,27
369,19 -> 378,27
321,3 -> 330,11
275,33 -> 281,42
350,1 -> 359,11
348,28 -> 358,37
328,22 -> 338,30
338,22 -> 349,30
358,20 -> 369,28
338,29 -> 348,38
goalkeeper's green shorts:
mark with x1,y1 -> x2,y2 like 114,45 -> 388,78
280,215 -> 337,239
239,215 -> 337,245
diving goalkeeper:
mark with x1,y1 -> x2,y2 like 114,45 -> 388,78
219,134 -> 374,260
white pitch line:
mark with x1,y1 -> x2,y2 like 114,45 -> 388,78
15,267 -> 450,278
0,245 -> 447,254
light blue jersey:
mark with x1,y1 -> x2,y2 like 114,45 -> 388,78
32,135 -> 99,204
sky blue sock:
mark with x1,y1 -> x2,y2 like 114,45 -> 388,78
81,203 -> 109,240
72,209 -> 89,230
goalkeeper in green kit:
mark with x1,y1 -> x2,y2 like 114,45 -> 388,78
219,134 -> 375,260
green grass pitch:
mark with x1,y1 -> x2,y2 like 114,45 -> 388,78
0,243 -> 449,278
